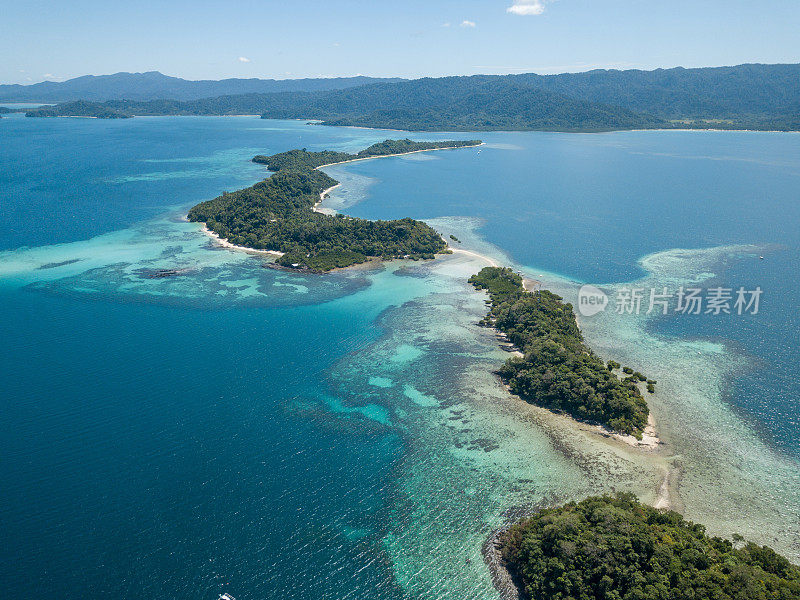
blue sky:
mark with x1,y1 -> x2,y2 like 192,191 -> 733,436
3,0 -> 799,84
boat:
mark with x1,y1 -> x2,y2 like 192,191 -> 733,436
219,594 -> 236,600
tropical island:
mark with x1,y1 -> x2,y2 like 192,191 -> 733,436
25,100 -> 131,119
187,139 -> 480,271
251,138 -> 480,170
469,266 -> 650,438
497,494 -> 800,600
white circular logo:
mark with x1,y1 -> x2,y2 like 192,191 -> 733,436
578,285 -> 608,317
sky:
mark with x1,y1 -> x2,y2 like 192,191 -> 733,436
2,0 -> 799,84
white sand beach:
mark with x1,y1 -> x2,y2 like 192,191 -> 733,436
199,224 -> 284,256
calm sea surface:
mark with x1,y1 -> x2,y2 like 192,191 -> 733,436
1,113 -> 798,598
340,130 -> 800,453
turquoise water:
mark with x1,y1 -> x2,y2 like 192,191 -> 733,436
325,130 -> 800,554
1,114 -> 799,598
335,131 -> 800,457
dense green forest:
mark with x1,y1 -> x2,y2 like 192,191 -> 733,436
500,494 -> 800,600
263,80 -> 664,131
188,140 -> 477,271
252,149 -> 353,171
252,139 -> 481,170
355,138 -> 482,155
25,100 -> 131,119
32,84 -> 660,131
469,267 -> 649,437
23,63 -> 800,131
511,63 -> 800,124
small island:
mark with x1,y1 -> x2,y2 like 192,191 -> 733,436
188,139 -> 481,271
25,100 -> 131,119
497,494 -> 800,600
251,138 -> 481,170
469,267 -> 650,438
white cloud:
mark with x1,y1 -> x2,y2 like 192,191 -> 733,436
442,22 -> 451,27
507,0 -> 547,15
237,56 -> 251,63
460,20 -> 476,27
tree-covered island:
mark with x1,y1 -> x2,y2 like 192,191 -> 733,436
469,266 -> 650,437
251,138 -> 480,170
498,494 -> 800,600
25,100 -> 131,119
187,139 -> 480,271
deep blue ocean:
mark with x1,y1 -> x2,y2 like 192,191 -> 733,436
1,113 -> 798,598
1,115 -> 416,599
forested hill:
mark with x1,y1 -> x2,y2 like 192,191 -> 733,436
509,63 -> 800,122
21,63 -> 800,131
259,64 -> 800,130
500,494 -> 800,600
26,101 -> 131,119
259,79 -> 665,131
0,71 -> 402,103
26,81 -> 662,131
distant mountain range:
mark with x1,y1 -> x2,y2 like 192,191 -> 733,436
15,64 -> 800,132
507,63 -> 800,121
0,71 -> 404,102
247,64 -> 800,130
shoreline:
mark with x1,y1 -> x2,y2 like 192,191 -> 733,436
210,141 -> 483,249
497,369 -> 664,451
448,246 -> 500,267
199,224 -> 284,256
314,141 -> 484,171
308,142 -> 484,214
317,122 -> 798,135
608,412 -> 661,450
464,254 -> 665,454
313,183 -> 341,213
16,111 -> 799,134
482,522 -> 524,600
